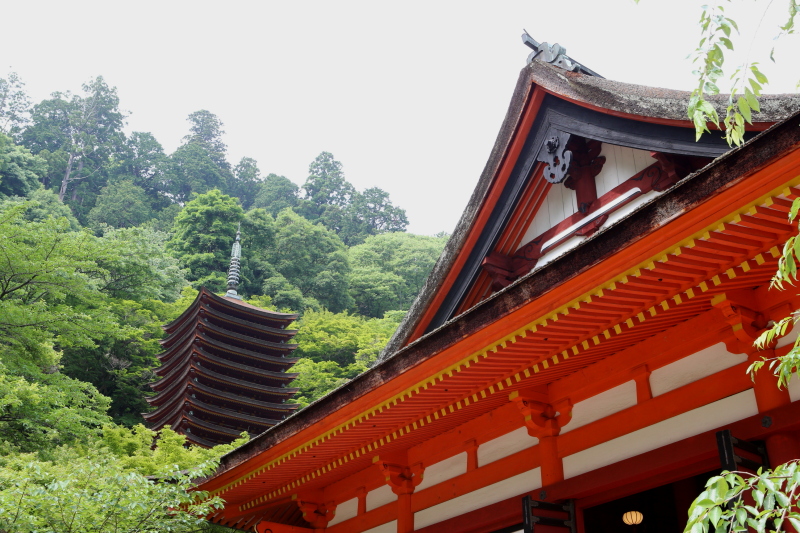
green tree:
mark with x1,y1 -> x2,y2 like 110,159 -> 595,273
0,133 -> 47,199
166,142 -> 229,205
0,205 -> 121,374
21,76 -> 126,207
184,110 -> 230,172
87,180 -> 154,230
0,365 -> 112,454
168,189 -> 244,291
229,156 -> 262,209
238,207 -> 276,296
252,173 -> 299,216
287,358 -> 364,408
265,208 -> 353,312
110,131 -> 172,209
340,187 -> 409,246
18,186 -> 80,230
349,232 -> 447,317
0,72 -> 31,137
0,451 -> 223,533
297,151 -> 355,233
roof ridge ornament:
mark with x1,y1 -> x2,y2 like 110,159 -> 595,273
225,223 -> 242,300
521,31 -> 603,78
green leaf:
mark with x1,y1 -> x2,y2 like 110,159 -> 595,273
753,69 -> 768,84
753,488 -> 765,507
791,198 -> 800,223
709,506 -> 723,527
737,96 -> 752,124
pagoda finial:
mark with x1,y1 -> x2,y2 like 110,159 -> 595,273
225,223 -> 242,299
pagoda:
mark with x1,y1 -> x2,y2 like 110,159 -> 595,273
144,229 -> 300,448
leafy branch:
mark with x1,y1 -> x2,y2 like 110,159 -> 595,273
686,463 -> 800,533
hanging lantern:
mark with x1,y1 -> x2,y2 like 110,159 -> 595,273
622,511 -> 643,525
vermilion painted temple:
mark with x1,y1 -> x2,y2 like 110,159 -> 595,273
196,37 -> 800,532
145,231 -> 300,448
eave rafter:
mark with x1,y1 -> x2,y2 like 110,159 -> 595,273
204,174 -> 800,525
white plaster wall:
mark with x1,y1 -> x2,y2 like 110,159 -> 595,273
563,389 -> 758,479
477,426 -> 538,467
366,484 -> 396,512
415,452 -> 467,492
595,144 -> 655,197
776,324 -> 800,348
327,497 -> 357,527
650,342 -> 747,397
560,380 -> 637,434
788,374 -> 800,402
414,468 -> 542,529
363,520 -> 396,533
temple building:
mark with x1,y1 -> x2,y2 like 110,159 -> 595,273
195,37 -> 800,532
145,230 -> 300,448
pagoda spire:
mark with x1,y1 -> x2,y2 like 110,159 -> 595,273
226,223 -> 242,300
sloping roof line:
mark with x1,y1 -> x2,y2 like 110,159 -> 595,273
202,102 -> 800,485
381,60 -> 800,356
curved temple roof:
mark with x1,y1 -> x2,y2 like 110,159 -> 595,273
192,55 -> 800,530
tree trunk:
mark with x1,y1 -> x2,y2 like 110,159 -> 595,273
59,152 -> 75,202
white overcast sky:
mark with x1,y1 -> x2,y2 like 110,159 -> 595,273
3,1 -> 799,235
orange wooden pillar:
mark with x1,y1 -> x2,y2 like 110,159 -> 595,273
750,349 -> 799,465
375,457 -> 424,533
510,391 -> 572,486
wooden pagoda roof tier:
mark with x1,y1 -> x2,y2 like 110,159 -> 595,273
157,331 -> 298,370
163,288 -> 298,334
147,288 -> 300,447
194,92 -> 800,528
147,363 -> 298,409
144,375 -> 298,433
150,347 -> 297,393
146,379 -> 299,416
160,316 -> 298,355
161,303 -> 297,349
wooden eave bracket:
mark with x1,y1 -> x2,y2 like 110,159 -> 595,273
509,390 -> 573,438
293,492 -> 337,530
711,292 -> 771,353
374,456 -> 425,495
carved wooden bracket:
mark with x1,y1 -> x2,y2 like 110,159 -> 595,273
538,130 -> 573,184
565,138 -> 605,213
509,390 -> 572,438
375,459 -> 425,495
711,293 -> 770,353
296,499 -> 336,529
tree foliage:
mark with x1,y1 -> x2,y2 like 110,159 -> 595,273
22,76 -> 126,212
168,189 -> 243,291
265,208 -> 353,312
676,0 -> 800,146
0,72 -> 31,137
686,463 -> 800,533
0,133 -> 47,199
88,180 -> 154,230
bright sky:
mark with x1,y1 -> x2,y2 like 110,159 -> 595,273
4,1 -> 799,235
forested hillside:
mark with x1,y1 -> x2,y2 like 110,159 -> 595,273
0,73 -> 447,528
